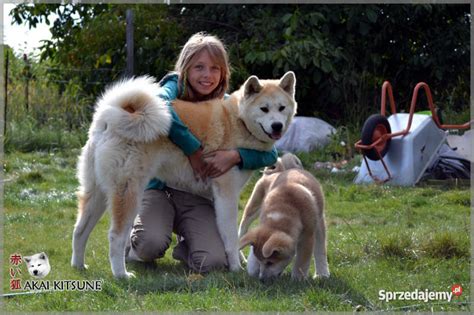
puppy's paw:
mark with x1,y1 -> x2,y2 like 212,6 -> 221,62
291,272 -> 308,281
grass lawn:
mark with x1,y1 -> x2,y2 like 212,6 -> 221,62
2,149 -> 470,312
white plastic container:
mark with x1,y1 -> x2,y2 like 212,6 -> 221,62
354,113 -> 447,186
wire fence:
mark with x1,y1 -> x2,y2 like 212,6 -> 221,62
5,53 -> 124,133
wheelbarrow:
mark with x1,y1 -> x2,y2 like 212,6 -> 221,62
354,81 -> 470,185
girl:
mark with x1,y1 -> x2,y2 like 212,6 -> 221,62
128,32 -> 278,273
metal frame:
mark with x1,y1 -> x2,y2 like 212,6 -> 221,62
355,81 -> 471,183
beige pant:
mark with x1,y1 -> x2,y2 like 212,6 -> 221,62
130,188 -> 227,273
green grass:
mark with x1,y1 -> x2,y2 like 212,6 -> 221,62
2,149 -> 470,312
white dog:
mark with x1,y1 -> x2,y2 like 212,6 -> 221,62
71,72 -> 297,278
24,252 -> 51,278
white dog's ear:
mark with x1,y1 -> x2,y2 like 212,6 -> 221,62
243,76 -> 263,99
24,256 -> 31,263
262,231 -> 294,258
39,252 -> 47,260
279,71 -> 296,98
239,229 -> 257,249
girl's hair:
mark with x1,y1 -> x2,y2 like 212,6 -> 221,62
175,32 -> 230,101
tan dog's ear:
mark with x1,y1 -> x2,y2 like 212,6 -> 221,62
243,76 -> 263,99
263,157 -> 284,175
279,71 -> 296,98
239,229 -> 257,249
262,231 -> 294,258
281,153 -> 303,170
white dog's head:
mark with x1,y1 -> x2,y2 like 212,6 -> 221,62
263,153 -> 304,175
240,227 -> 295,282
24,252 -> 51,278
238,71 -> 297,143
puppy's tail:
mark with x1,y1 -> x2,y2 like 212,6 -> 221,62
93,76 -> 172,143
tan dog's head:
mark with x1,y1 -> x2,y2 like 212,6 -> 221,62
240,226 -> 295,282
263,153 -> 303,175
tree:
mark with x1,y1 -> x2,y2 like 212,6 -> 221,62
10,3 -> 470,125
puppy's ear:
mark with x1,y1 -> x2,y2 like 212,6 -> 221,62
263,158 -> 283,175
281,153 -> 303,170
279,71 -> 296,98
24,256 -> 31,263
262,231 -> 294,258
239,229 -> 257,249
39,252 -> 47,260
243,76 -> 263,99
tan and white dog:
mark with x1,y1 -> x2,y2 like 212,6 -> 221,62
71,72 -> 297,278
239,156 -> 329,281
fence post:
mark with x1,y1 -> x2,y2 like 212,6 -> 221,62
126,9 -> 134,77
23,54 -> 30,112
4,49 -> 8,137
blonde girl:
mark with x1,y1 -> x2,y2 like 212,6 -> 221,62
128,32 -> 277,272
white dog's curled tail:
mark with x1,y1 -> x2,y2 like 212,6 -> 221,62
93,76 -> 172,143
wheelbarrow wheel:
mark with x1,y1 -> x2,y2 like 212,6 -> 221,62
361,114 -> 391,161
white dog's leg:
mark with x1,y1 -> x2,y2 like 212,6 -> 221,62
108,181 -> 142,279
313,216 -> 330,278
71,188 -> 107,269
246,246 -> 260,278
212,170 -> 249,272
213,194 -> 240,271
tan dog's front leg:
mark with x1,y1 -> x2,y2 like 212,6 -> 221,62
238,180 -> 266,238
291,231 -> 315,280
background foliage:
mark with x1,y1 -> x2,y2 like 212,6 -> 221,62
9,3 -> 470,129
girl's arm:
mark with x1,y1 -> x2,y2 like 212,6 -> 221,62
158,74 -> 209,178
203,147 -> 278,178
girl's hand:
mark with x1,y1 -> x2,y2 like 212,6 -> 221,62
203,150 -> 242,178
188,147 -> 211,181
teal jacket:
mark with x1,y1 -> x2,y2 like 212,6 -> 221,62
147,73 -> 278,190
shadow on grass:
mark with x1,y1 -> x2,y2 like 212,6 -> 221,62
116,262 -> 374,311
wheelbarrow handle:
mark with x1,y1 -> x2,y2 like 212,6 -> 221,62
381,81 -> 471,133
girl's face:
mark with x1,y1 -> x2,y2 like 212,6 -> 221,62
187,49 -> 222,98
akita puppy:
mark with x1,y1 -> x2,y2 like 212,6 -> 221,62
239,166 -> 329,281
71,72 -> 297,278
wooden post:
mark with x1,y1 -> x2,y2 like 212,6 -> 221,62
126,9 -> 134,77
23,54 -> 30,112
4,49 -> 9,136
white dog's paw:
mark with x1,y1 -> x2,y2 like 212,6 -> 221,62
228,256 -> 242,272
115,271 -> 136,279
227,250 -> 242,272
229,261 -> 242,272
313,271 -> 330,279
71,263 -> 88,270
